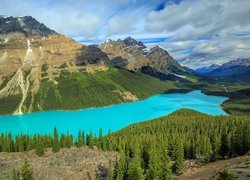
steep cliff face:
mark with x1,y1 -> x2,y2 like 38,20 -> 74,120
99,39 -> 148,70
146,46 -> 182,72
75,45 -> 110,66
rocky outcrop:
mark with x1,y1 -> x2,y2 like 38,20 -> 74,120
146,46 -> 182,71
75,45 -> 110,66
122,36 -> 146,49
0,147 -> 118,180
99,38 -> 148,70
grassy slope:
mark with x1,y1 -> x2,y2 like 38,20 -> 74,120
29,68 -> 181,112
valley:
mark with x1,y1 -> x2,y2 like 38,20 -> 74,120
0,14 -> 249,180
0,90 -> 227,138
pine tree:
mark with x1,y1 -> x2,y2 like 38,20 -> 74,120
98,129 -> 103,149
86,131 -> 94,148
209,132 -> 220,161
77,130 -> 84,147
220,127 -> 229,159
35,135 -> 44,157
202,136 -> 213,161
235,125 -> 244,155
127,157 -> 144,180
21,159 -> 35,180
115,153 -> 126,180
171,136 -> 184,174
147,143 -> 162,179
106,162 -> 114,180
162,150 -> 173,180
52,127 -> 60,153
66,131 -> 72,148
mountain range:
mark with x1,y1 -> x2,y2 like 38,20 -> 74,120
194,58 -> 250,82
0,16 -> 200,115
1,15 -> 248,116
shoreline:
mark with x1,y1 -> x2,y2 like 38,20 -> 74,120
1,88 -> 228,117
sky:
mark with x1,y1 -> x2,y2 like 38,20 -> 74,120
1,0 -> 250,68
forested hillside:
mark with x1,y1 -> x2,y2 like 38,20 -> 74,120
0,68 -> 182,115
1,109 -> 249,179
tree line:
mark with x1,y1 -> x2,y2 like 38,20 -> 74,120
0,109 -> 249,179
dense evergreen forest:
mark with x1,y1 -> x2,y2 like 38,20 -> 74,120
1,109 -> 249,179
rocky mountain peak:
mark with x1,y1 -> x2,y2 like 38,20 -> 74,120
0,16 -> 58,36
122,37 -> 146,48
149,46 -> 169,55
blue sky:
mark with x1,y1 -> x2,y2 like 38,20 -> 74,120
1,0 -> 250,68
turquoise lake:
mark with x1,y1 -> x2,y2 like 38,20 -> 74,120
0,90 -> 227,137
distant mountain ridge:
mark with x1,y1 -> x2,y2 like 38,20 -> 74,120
194,58 -> 250,82
0,16 -> 58,36
98,37 -> 196,81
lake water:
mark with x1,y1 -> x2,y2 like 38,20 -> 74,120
0,90 -> 227,137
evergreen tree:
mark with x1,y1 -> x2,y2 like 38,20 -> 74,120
126,157 -> 144,180
35,135 -> 44,157
21,159 -> 35,180
209,132 -> 220,161
52,127 -> 60,153
171,136 -> 184,174
115,152 -> 126,180
77,130 -> 84,147
147,143 -> 162,179
106,162 -> 114,180
86,131 -> 94,148
98,129 -> 103,149
220,127 -> 230,159
202,136 -> 213,161
162,151 -> 173,180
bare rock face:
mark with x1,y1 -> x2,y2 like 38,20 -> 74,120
99,38 -> 148,70
75,45 -> 110,66
122,37 -> 146,49
0,16 -> 83,80
146,46 -> 186,74
99,38 -> 189,79
0,147 -> 118,180
147,46 -> 181,70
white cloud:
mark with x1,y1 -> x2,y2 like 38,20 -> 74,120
145,0 -> 250,67
0,0 -> 250,67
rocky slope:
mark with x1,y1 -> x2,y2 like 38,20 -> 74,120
194,58 -> 250,82
99,37 -> 195,81
0,147 -> 117,180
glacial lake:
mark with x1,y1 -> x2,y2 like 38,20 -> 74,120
0,90 -> 228,137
